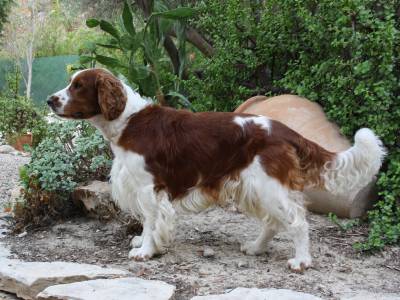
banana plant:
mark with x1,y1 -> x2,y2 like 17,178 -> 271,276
79,0 -> 196,107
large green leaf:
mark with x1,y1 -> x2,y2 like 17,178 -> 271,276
120,34 -> 133,50
96,43 -> 120,49
122,0 -> 135,36
79,56 -> 94,64
100,20 -> 120,40
86,18 -> 99,28
136,65 -> 150,80
128,63 -> 150,83
152,7 -> 197,20
95,55 -> 122,68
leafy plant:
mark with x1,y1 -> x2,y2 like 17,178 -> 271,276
79,0 -> 196,108
328,213 -> 360,232
188,0 -> 400,250
0,96 -> 47,147
16,120 -> 112,226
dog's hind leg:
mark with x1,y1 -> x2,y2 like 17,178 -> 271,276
238,158 -> 311,272
240,217 -> 280,255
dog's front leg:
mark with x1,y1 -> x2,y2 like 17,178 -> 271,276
129,218 -> 156,261
129,189 -> 176,261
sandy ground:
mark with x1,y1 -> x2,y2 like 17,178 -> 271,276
0,153 -> 29,210
2,206 -> 400,300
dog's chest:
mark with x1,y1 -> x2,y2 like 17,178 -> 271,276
110,145 -> 155,212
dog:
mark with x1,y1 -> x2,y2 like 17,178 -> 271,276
48,68 -> 386,272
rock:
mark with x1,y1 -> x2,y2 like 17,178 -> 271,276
0,243 -> 11,259
341,292 -> 400,300
8,185 -> 23,208
234,95 -> 377,218
37,277 -> 175,300
202,247 -> 215,258
0,259 -> 129,299
0,145 -> 16,154
72,181 -> 117,219
0,291 -> 20,300
191,287 -> 322,300
17,231 -> 27,238
236,261 -> 249,268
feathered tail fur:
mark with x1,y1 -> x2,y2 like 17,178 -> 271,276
322,128 -> 386,197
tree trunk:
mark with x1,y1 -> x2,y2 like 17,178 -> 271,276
26,0 -> 36,99
26,43 -> 33,99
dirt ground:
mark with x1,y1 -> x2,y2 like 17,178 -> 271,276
2,207 -> 400,300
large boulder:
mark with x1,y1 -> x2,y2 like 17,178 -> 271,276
235,95 -> 377,218
72,181 -> 118,219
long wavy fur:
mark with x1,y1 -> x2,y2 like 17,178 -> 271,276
322,128 -> 386,197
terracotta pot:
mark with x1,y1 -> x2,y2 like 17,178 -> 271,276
12,133 -> 33,151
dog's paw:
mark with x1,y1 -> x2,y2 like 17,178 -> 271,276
128,246 -> 154,261
240,241 -> 265,256
287,257 -> 312,273
130,235 -> 143,248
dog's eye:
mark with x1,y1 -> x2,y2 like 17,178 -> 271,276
73,82 -> 82,89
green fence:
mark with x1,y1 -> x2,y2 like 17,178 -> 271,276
0,55 -> 78,106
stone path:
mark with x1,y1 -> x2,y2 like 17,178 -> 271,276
37,278 -> 175,300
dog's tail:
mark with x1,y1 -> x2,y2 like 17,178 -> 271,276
322,128 -> 386,196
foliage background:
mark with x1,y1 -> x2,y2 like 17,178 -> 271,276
186,0 -> 400,250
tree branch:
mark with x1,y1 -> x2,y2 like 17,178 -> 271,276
134,0 -> 215,57
169,28 -> 214,57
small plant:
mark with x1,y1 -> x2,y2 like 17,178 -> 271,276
16,120 -> 112,227
328,213 -> 360,232
0,96 -> 47,148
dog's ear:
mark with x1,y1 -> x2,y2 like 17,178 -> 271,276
96,71 -> 127,121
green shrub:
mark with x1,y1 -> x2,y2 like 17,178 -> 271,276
188,0 -> 400,250
17,120 -> 112,226
0,96 -> 47,147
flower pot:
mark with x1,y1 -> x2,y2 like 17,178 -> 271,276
11,133 -> 33,151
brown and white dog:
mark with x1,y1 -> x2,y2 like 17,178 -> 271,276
48,68 -> 385,272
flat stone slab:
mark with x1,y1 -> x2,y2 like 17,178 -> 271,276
341,292 -> 400,300
0,145 -> 16,154
0,259 -> 129,299
191,288 -> 322,300
37,277 -> 175,300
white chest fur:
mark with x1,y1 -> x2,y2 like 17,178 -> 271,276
110,145 -> 155,220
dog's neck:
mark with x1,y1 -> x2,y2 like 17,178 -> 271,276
89,83 -> 150,144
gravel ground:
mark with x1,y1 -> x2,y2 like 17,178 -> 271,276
1,151 -> 399,300
0,153 -> 30,209
3,210 -> 400,300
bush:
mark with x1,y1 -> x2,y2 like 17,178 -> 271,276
0,96 -> 47,147
187,0 -> 400,250
16,120 -> 112,226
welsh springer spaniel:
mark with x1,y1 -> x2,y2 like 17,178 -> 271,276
48,68 -> 385,272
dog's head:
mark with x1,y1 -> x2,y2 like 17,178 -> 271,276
47,68 -> 127,121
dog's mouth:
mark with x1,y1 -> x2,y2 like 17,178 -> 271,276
72,112 -> 84,118
55,111 -> 94,120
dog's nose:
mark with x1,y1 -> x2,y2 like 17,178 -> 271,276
47,95 -> 59,106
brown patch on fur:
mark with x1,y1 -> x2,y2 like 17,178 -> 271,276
96,71 -> 127,121
118,105 -> 336,201
260,121 -> 335,191
61,69 -> 126,120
